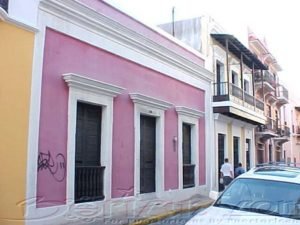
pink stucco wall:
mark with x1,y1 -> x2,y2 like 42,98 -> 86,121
164,109 -> 179,190
78,0 -> 205,67
199,118 -> 206,185
37,28 -> 205,206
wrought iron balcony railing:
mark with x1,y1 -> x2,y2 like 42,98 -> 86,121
256,99 -> 264,111
277,84 -> 289,100
266,117 -> 278,132
230,83 -> 243,100
277,125 -> 291,137
256,117 -> 278,133
254,70 -> 276,88
213,82 -> 264,110
0,0 -> 8,12
297,126 -> 300,135
183,164 -> 195,188
244,92 -> 254,106
75,166 -> 105,203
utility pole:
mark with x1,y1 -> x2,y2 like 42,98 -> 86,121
172,7 -> 175,37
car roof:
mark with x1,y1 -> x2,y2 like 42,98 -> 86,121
237,164 -> 300,184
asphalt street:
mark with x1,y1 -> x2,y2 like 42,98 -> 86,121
149,208 -> 204,225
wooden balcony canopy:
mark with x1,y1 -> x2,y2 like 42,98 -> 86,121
211,34 -> 268,70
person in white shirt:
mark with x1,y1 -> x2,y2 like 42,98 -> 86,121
220,158 -> 234,188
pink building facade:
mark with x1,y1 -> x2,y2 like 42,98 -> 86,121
26,1 -> 214,224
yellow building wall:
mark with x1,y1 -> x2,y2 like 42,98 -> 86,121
0,21 -> 34,225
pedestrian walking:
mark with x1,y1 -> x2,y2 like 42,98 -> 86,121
220,158 -> 233,189
235,162 -> 245,177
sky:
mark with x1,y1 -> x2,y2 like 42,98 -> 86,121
104,0 -> 299,99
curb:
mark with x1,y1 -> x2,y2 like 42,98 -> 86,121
128,199 -> 214,225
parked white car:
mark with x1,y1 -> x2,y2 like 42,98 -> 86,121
186,165 -> 300,225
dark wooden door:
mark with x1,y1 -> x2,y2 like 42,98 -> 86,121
218,133 -> 225,191
183,123 -> 195,188
140,115 -> 156,194
75,102 -> 104,203
183,123 -> 191,164
246,139 -> 250,170
234,136 -> 240,170
269,144 -> 273,162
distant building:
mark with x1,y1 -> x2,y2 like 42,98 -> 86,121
281,94 -> 300,164
248,30 -> 290,163
160,16 -> 267,195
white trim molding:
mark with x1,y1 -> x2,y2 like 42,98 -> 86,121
63,73 -> 125,205
0,7 -> 7,21
175,106 -> 205,119
131,93 -> 172,198
177,111 -> 200,190
130,93 -> 173,110
0,7 -> 38,32
63,73 -> 124,97
212,101 -> 266,122
39,0 -> 214,83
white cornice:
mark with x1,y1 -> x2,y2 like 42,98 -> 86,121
39,0 -> 213,83
130,93 -> 172,110
0,7 -> 6,21
175,106 -> 204,119
0,8 -> 38,32
215,113 -> 257,128
63,73 -> 125,97
212,101 -> 266,121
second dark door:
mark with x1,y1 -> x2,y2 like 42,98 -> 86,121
140,115 -> 156,194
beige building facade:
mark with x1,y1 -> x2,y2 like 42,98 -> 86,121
248,31 -> 290,164
160,17 -> 267,195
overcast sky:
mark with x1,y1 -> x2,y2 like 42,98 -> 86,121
104,0 -> 299,99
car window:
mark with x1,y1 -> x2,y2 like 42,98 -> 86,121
214,178 -> 300,219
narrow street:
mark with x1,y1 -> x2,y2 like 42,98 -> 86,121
2,0 -> 299,225
150,208 -> 204,225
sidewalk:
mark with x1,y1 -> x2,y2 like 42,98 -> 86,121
78,194 -> 214,225
128,194 -> 213,225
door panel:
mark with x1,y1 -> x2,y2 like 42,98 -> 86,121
182,123 -> 195,188
234,136 -> 240,170
218,133 -> 225,191
75,102 -> 104,203
246,139 -> 250,170
182,124 -> 192,164
140,115 -> 156,194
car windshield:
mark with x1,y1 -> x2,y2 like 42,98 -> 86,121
214,178 -> 300,220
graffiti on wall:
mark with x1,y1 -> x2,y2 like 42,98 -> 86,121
38,151 -> 66,182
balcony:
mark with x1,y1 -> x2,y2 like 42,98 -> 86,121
255,70 -> 276,93
276,84 -> 289,107
293,125 -> 300,136
256,117 -> 278,141
0,0 -> 8,12
213,82 -> 266,125
183,164 -> 195,188
296,136 -> 300,145
265,90 -> 277,104
75,166 -> 105,203
273,125 -> 290,145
